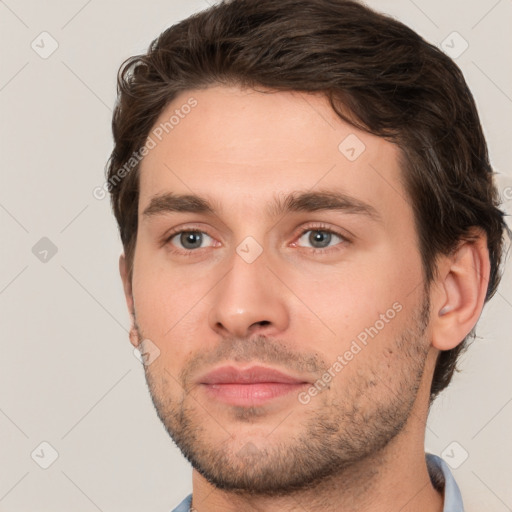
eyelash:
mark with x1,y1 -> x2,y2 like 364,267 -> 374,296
163,223 -> 350,256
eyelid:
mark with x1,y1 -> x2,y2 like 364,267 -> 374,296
161,223 -> 217,247
290,222 -> 351,250
294,220 -> 350,237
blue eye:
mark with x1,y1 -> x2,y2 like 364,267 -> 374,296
168,231 -> 214,250
163,225 -> 349,256
297,229 -> 345,249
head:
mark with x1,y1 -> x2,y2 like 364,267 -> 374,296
107,0 -> 507,495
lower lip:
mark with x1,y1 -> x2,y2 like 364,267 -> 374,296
202,382 -> 307,406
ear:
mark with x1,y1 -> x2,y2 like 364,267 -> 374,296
119,253 -> 139,348
430,229 -> 490,351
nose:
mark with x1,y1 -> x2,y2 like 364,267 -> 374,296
208,247 -> 290,339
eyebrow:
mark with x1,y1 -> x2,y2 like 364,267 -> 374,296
142,189 -> 381,222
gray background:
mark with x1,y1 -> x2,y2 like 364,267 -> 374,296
0,0 -> 511,511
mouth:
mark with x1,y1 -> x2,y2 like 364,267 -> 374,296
198,365 -> 310,407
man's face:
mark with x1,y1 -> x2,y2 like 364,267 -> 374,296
127,86 -> 436,493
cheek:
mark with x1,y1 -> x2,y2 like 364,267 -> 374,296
289,263 -> 424,385
289,251 -> 420,339
132,241 -> 188,317
131,253 -> 211,365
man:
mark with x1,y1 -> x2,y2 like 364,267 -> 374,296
106,0 -> 507,510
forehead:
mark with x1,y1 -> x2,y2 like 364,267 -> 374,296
138,85 -> 407,219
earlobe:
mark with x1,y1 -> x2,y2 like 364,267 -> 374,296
119,253 -> 135,319
128,325 -> 140,349
120,254 -> 140,348
431,231 -> 490,351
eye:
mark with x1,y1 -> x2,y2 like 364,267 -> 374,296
167,230 -> 215,251
163,225 -> 349,256
295,227 -> 347,251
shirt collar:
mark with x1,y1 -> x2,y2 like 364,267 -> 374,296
426,453 -> 465,511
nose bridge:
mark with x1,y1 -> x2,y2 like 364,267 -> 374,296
208,240 -> 289,337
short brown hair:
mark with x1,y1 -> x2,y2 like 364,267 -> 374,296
106,0 -> 508,400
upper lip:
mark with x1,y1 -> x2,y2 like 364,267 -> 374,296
198,365 -> 309,385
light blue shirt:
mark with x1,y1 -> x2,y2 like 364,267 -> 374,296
170,453 -> 464,511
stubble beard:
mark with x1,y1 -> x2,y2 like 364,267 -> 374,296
138,296 -> 431,496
